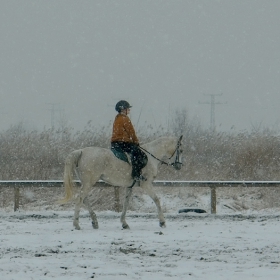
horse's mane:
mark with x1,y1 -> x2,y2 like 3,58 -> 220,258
142,136 -> 176,149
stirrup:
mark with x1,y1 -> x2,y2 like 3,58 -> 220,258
128,180 -> 137,188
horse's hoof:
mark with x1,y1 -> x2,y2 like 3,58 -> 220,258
92,222 -> 99,229
122,224 -> 130,230
74,225 -> 81,230
159,221 -> 166,228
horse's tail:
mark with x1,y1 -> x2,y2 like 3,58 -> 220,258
60,149 -> 83,203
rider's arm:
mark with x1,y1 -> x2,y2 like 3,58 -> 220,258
123,116 -> 139,144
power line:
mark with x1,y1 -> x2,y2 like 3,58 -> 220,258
199,93 -> 227,132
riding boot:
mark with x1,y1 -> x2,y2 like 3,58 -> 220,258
133,174 -> 147,181
132,168 -> 147,181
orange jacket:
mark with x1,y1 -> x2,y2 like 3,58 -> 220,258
111,113 -> 139,144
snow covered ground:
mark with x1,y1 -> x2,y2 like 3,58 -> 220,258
1,210 -> 280,280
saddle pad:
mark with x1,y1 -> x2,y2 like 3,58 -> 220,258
111,148 -> 129,164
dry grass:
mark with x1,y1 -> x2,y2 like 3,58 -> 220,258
1,121 -> 280,211
3,184 -> 280,213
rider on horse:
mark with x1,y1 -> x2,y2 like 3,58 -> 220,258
111,100 -> 147,182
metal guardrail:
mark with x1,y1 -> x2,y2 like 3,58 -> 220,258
1,180 -> 280,186
1,180 -> 280,213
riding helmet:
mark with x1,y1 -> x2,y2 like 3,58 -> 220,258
115,100 -> 132,112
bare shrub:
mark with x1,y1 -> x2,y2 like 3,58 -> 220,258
0,122 -> 111,180
1,114 -> 280,211
2,119 -> 280,181
229,132 -> 280,180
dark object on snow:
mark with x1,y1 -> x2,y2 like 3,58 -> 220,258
178,208 -> 207,214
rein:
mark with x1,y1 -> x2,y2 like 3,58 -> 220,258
139,146 -> 171,166
139,136 -> 183,167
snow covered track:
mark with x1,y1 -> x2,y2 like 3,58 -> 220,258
1,211 -> 280,279
2,211 -> 280,222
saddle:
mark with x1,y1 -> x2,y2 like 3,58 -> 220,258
111,147 -> 148,168
111,147 -> 130,164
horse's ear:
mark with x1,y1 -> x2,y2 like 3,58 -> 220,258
179,135 -> 183,142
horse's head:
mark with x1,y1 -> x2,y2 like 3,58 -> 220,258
141,135 -> 183,170
171,135 -> 183,170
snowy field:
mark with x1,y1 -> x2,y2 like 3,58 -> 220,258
1,210 -> 280,280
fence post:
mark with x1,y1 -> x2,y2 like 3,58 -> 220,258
210,186 -> 217,214
14,187 -> 20,212
114,186 -> 120,212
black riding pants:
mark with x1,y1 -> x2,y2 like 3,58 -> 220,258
111,141 -> 147,178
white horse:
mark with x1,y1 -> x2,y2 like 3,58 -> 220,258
61,135 -> 183,230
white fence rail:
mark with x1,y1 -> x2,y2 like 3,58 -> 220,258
1,180 -> 280,213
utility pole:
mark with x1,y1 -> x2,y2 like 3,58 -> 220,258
199,93 -> 226,132
46,103 -> 63,129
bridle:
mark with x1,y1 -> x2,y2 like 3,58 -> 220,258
140,135 -> 183,169
128,136 -> 183,188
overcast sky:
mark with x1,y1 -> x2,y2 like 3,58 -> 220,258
1,0 -> 280,133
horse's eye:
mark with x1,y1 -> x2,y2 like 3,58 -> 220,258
180,149 -> 183,153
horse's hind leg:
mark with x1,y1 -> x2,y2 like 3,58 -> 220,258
73,197 -> 83,230
83,196 -> 99,229
144,185 -> 166,228
73,182 -> 96,230
120,187 -> 133,229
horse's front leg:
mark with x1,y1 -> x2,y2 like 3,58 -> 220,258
120,187 -> 133,229
144,185 -> 166,228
